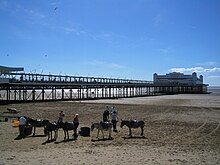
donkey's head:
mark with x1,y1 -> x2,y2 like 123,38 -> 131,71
91,123 -> 95,131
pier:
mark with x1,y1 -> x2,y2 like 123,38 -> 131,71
0,72 -> 208,104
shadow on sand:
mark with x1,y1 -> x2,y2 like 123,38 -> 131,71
54,138 -> 77,144
91,137 -> 114,142
122,136 -> 146,140
14,135 -> 26,140
15,134 -> 46,140
42,139 -> 56,145
33,134 -> 47,137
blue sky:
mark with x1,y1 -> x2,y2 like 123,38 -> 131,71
0,0 -> 220,86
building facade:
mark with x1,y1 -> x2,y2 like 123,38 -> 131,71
0,66 -> 24,74
153,72 -> 203,85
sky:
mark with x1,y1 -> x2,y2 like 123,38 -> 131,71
0,0 -> 220,86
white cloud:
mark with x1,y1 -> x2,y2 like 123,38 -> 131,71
153,13 -> 163,26
158,47 -> 173,55
208,76 -> 220,78
23,8 -> 46,20
197,61 -> 217,66
186,25 -> 197,29
204,67 -> 220,72
85,60 -> 127,70
169,67 -> 220,73
97,31 -> 126,45
2,2 -> 46,23
50,0 -> 60,6
63,27 -> 87,36
153,10 -> 168,27
61,24 -> 127,46
109,63 -> 126,69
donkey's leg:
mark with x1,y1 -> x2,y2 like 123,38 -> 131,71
67,131 -> 69,140
109,128 -> 112,139
97,129 -> 100,139
49,132 -> 52,141
43,126 -> 47,135
141,127 -> 144,136
50,131 -> 53,140
102,130 -> 104,139
55,130 -> 58,140
53,131 -> 55,140
56,130 -> 58,139
73,128 -> 77,139
64,130 -> 66,140
129,128 -> 132,137
54,130 -> 56,140
33,126 -> 36,136
47,133 -> 50,141
53,131 -> 56,140
65,130 -> 68,140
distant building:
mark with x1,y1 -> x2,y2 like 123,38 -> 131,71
153,72 -> 203,85
0,65 -> 24,74
0,66 -> 24,84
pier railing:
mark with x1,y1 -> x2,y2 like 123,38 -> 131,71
0,73 -> 152,85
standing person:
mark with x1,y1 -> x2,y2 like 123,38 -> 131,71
103,107 -> 110,122
73,114 -> 79,139
111,107 -> 119,132
58,111 -> 65,122
19,116 -> 27,138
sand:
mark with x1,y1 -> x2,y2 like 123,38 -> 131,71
0,92 -> 220,165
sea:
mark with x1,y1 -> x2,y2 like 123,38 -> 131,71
208,86 -> 220,96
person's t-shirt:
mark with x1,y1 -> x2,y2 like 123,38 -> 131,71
19,117 -> 26,125
104,110 -> 109,116
111,112 -> 118,121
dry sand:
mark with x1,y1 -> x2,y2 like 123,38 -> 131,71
0,92 -> 220,165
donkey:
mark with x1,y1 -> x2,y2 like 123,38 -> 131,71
26,117 -> 49,136
57,121 -> 77,140
44,122 -> 59,141
91,122 -> 113,139
120,120 -> 145,137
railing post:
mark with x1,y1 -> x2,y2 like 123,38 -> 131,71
23,89 -> 27,101
70,89 -> 73,100
42,88 -> 45,101
62,88 -> 64,100
32,88 -> 35,101
7,86 -> 10,101
19,89 -> 22,100
14,90 -> 17,100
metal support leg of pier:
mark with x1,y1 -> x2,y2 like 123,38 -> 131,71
42,88 -> 45,101
62,89 -> 64,100
32,89 -> 35,101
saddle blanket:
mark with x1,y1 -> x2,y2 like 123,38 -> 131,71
100,122 -> 110,129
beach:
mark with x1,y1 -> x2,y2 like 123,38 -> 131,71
0,89 -> 220,164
